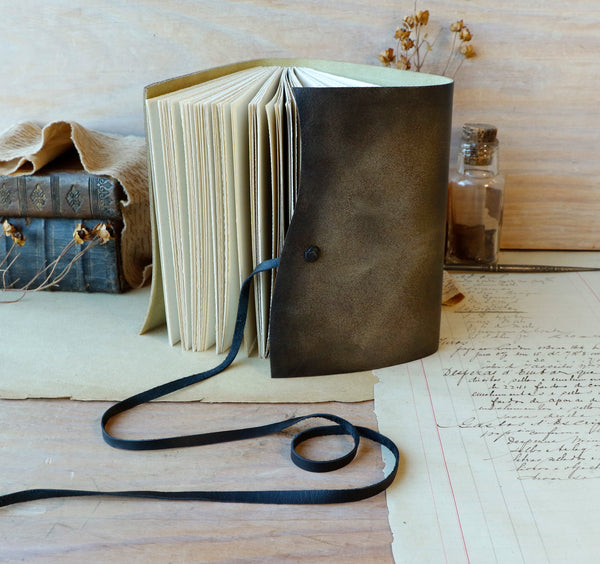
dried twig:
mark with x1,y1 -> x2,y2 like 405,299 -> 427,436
377,4 -> 476,78
1,221 -> 115,301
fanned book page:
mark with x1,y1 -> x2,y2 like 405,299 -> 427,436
145,65 -> 374,355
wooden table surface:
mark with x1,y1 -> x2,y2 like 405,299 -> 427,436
1,399 -> 394,563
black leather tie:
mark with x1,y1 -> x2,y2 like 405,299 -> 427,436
1,258 -> 399,508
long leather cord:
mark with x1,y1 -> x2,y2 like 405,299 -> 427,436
1,258 -> 399,508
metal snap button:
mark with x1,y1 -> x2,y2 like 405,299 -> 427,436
303,246 -> 320,263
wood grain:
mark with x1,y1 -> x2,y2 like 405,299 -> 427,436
1,1 -> 599,247
0,399 -> 394,563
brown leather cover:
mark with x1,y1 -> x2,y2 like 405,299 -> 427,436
269,84 -> 453,377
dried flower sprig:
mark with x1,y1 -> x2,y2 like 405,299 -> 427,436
378,9 -> 432,71
2,219 -> 26,246
442,19 -> 476,77
1,221 -> 116,300
377,4 -> 476,78
73,222 -> 116,245
92,222 -> 116,244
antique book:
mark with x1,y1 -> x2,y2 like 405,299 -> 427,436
1,217 -> 126,293
143,58 -> 453,377
0,151 -> 124,219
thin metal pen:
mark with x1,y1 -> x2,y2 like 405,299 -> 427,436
444,264 -> 600,273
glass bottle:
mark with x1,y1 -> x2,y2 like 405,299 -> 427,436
445,123 -> 505,265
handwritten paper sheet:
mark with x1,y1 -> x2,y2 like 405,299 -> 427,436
375,270 -> 600,563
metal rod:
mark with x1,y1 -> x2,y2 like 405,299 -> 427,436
444,263 -> 600,273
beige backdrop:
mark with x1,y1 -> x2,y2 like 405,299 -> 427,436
2,0 -> 599,250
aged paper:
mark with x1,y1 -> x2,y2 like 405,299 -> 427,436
375,268 -> 600,563
0,286 -> 375,402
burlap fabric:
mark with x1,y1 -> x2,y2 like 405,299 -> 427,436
0,121 -> 151,288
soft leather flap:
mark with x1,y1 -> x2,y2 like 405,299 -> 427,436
269,84 -> 453,377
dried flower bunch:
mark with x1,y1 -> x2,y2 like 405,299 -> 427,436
377,5 -> 476,77
1,219 -> 115,299
73,222 -> 116,245
2,218 -> 26,247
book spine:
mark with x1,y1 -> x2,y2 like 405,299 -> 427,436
1,217 -> 126,293
0,173 -> 123,219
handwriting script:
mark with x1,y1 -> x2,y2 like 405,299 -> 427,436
440,274 -> 600,481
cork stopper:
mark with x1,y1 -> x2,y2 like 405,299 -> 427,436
462,123 -> 498,144
460,123 -> 498,166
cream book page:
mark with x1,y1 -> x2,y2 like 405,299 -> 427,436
248,68 -> 284,358
145,101 -> 181,346
158,94 -> 195,348
265,77 -> 287,319
179,94 -> 213,350
147,69 -> 268,350
292,66 -> 375,87
200,71 -> 274,352
180,81 -> 230,351
148,76 -> 233,349
208,66 -> 278,352
226,67 -> 279,354
149,80 -> 237,348
375,270 -> 600,563
283,69 -> 301,223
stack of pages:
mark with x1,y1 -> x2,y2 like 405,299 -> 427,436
146,65 -> 374,357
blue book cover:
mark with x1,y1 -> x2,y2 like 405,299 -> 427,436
1,217 -> 125,293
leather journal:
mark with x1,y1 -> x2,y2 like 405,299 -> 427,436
0,60 -> 453,509
141,58 -> 454,378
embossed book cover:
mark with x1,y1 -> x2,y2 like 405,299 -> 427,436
0,151 -> 124,219
1,152 -> 127,293
1,217 -> 125,293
